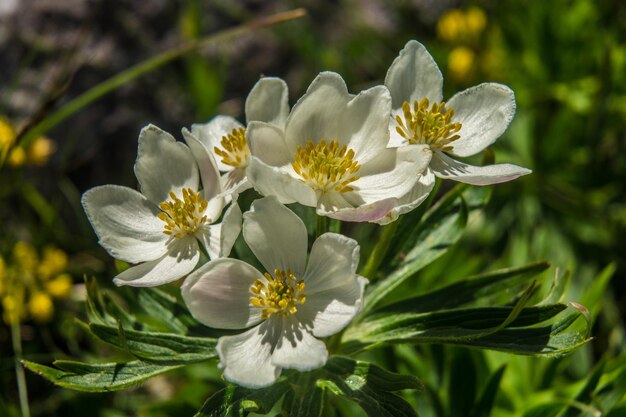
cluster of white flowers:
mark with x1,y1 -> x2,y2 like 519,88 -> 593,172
82,41 -> 530,388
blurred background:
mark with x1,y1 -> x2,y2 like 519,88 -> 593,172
0,0 -> 624,416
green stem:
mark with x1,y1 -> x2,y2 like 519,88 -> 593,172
11,320 -> 30,417
316,215 -> 328,238
6,8 -> 306,163
359,220 -> 400,280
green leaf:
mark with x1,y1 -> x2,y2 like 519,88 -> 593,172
195,380 -> 290,417
376,261 -> 550,314
449,349 -> 477,417
343,283 -> 557,352
136,288 -> 194,334
470,365 -> 506,417
364,192 -> 468,314
89,323 -> 217,365
284,374 -> 325,417
318,356 -> 422,417
23,360 -> 181,392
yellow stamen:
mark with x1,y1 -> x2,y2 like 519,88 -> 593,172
395,98 -> 462,152
214,127 -> 250,168
158,188 -> 209,238
249,268 -> 306,319
292,139 -> 360,193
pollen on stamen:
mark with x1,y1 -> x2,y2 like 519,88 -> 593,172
214,127 -> 250,168
292,139 -> 361,193
249,268 -> 306,319
158,188 -> 209,238
395,98 -> 462,151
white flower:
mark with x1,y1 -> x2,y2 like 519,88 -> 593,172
385,40 -> 531,186
181,196 -> 367,388
245,71 -> 432,223
82,125 -> 242,287
182,77 -> 290,195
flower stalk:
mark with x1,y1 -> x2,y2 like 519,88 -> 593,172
11,320 -> 31,417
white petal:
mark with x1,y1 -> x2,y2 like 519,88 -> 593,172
191,116 -> 245,172
182,128 -> 222,200
82,185 -> 168,264
134,124 -> 199,205
430,152 -> 531,185
243,196 -> 308,276
271,316 -> 328,371
384,40 -> 443,110
447,83 -> 516,157
376,169 -> 436,225
317,193 -> 399,223
388,111 -> 410,148
339,85 -> 392,165
181,258 -> 263,329
247,156 -> 317,207
285,72 -> 349,149
300,234 -> 367,340
198,203 -> 242,259
304,233 -> 360,292
113,237 -> 199,287
245,77 -> 289,126
354,144 -> 432,203
247,121 -> 293,167
217,320 -> 281,388
221,169 -> 251,195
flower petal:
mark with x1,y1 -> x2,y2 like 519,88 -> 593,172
430,151 -> 531,185
376,168 -> 436,225
221,169 -> 251,195
181,258 -> 263,329
317,193 -> 399,223
339,85 -> 392,165
243,196 -> 308,276
247,156 -> 317,207
271,316 -> 328,371
384,40 -> 443,110
197,203 -> 242,259
447,83 -> 516,157
247,121 -> 293,167
285,72 -> 350,150
191,116 -> 245,172
354,144 -> 432,203
245,77 -> 289,126
82,185 -> 168,264
181,127 -> 222,200
217,320 -> 281,388
134,124 -> 199,205
299,234 -> 367,337
112,237 -> 199,287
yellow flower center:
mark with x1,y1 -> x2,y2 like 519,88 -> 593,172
395,98 -> 462,152
250,268 -> 306,319
214,127 -> 250,168
292,139 -> 360,193
157,188 -> 208,238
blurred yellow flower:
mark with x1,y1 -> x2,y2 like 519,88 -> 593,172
46,274 -> 73,298
27,136 -> 56,166
0,116 -> 56,167
1,242 -> 73,324
437,7 -> 487,44
29,292 -> 54,322
448,46 -> 476,81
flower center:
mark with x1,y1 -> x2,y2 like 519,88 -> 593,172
395,98 -> 462,151
214,127 -> 250,168
157,188 -> 208,238
292,139 -> 360,193
250,268 -> 306,319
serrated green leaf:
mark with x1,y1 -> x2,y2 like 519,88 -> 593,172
377,261 -> 550,314
319,356 -> 422,417
136,288 -> 193,334
195,380 -> 290,417
364,193 -> 468,314
344,282 -> 560,352
23,359 -> 181,392
89,323 -> 217,364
